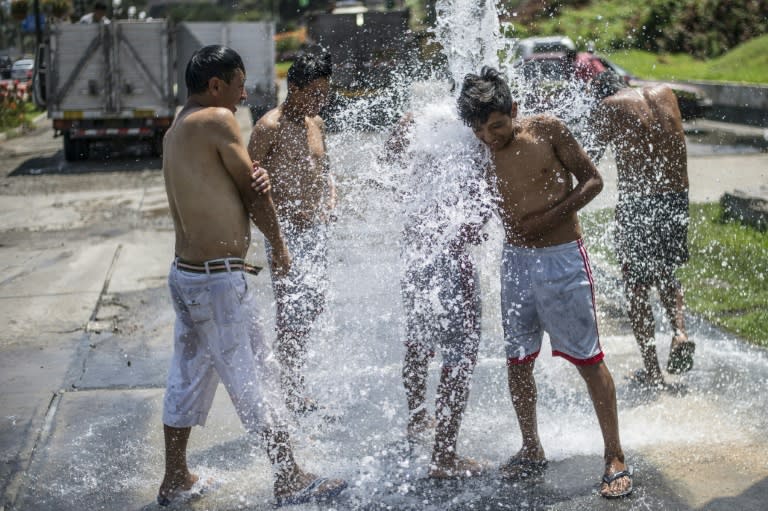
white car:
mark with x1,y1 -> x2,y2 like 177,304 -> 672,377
514,35 -> 576,60
11,58 -> 34,81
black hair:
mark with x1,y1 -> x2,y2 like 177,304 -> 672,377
590,70 -> 627,99
185,45 -> 245,95
287,46 -> 332,88
457,66 -> 513,128
93,2 -> 107,10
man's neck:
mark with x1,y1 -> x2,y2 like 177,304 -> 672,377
281,96 -> 308,123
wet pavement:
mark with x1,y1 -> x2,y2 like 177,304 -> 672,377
1,110 -> 767,510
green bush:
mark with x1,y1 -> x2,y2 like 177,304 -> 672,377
508,0 -> 768,59
638,0 -> 768,58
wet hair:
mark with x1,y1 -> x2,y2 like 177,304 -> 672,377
457,66 -> 513,128
185,45 -> 245,95
287,46 -> 332,88
590,70 -> 627,99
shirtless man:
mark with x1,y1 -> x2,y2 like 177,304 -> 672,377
159,45 -> 345,507
458,67 -> 632,498
248,48 -> 335,415
587,70 -> 695,386
384,111 -> 490,478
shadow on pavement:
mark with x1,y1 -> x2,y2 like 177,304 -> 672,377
700,476 -> 768,511
9,149 -> 161,177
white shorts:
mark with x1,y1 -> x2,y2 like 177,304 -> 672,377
162,261 -> 287,432
501,240 -> 603,366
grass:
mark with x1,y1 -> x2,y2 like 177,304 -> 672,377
605,35 -> 768,84
582,203 -> 768,346
276,61 -> 291,79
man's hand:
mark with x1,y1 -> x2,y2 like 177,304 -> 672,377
270,243 -> 292,278
514,210 -> 555,243
251,161 -> 271,195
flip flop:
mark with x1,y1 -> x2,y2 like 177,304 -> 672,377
275,477 -> 348,507
600,466 -> 634,499
499,456 -> 548,481
156,476 -> 217,507
667,339 -> 696,374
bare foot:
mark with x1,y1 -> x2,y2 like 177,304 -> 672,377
274,468 -> 347,506
157,472 -> 199,507
407,411 -> 436,444
630,368 -> 666,388
499,451 -> 548,481
428,456 -> 485,479
600,458 -> 633,498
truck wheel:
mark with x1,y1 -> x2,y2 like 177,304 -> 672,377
63,134 -> 88,161
151,134 -> 164,158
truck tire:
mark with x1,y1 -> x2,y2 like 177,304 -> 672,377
151,133 -> 164,158
63,133 -> 88,161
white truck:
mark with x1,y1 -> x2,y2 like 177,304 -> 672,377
35,20 -> 175,161
34,20 -> 276,161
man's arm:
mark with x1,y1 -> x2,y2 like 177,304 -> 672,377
247,115 -> 277,164
582,100 -> 611,164
214,109 -> 290,274
319,119 -> 337,216
381,112 -> 414,165
550,116 -> 604,212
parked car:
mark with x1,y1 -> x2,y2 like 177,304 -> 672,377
514,35 -> 576,60
0,55 -> 12,79
11,58 -> 34,81
515,51 -> 711,120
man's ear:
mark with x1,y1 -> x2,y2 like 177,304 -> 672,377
510,102 -> 518,119
208,76 -> 223,96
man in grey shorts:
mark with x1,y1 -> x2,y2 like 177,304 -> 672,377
458,67 -> 631,498
502,240 -> 603,366
159,45 -> 346,507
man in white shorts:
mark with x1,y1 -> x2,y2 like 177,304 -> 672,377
159,45 -> 346,507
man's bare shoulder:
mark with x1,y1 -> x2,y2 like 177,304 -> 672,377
254,107 -> 282,132
523,113 -> 568,138
645,84 -> 678,106
174,106 -> 238,137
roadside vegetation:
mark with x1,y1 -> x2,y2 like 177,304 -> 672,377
0,82 -> 43,135
503,0 -> 768,84
583,204 -> 768,346
606,36 -> 768,84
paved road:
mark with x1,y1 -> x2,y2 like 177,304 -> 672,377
0,113 -> 766,510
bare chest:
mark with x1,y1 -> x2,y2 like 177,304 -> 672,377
493,142 -> 570,200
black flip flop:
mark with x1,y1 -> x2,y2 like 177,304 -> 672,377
600,466 -> 634,499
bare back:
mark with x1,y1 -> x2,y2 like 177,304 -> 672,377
163,106 -> 251,262
249,107 -> 330,230
596,85 -> 688,195
492,115 -> 602,247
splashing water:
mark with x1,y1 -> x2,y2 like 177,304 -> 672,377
20,2 -> 768,510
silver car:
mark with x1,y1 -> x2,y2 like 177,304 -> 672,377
11,58 -> 34,81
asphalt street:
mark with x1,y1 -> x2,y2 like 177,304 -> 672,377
0,111 -> 767,511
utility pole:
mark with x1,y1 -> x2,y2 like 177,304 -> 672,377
32,0 -> 41,48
